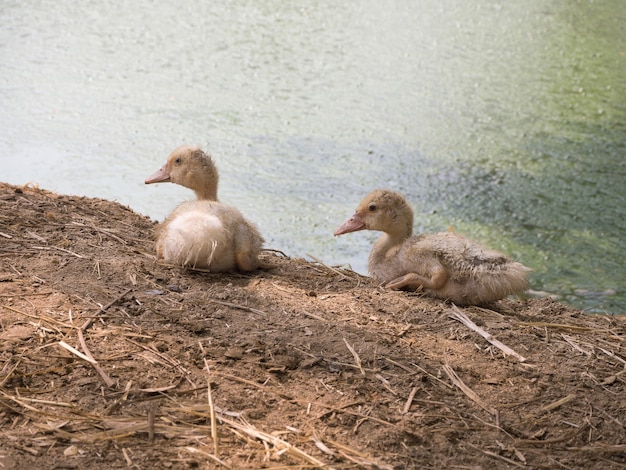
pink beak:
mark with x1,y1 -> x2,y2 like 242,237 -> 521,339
145,165 -> 171,184
334,213 -> 366,236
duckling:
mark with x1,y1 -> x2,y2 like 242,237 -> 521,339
334,189 -> 531,305
145,145 -> 264,272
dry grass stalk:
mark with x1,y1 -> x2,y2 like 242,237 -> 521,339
411,362 -> 454,390
538,394 -> 577,414
122,447 -> 132,466
58,341 -> 97,364
184,446 -> 231,468
86,222 -> 128,245
148,407 -> 155,442
311,433 -> 335,457
598,347 -> 626,366
77,328 -> 115,388
302,310 -> 327,322
213,370 -> 284,393
207,298 -> 268,316
305,253 -> 354,281
32,245 -> 85,258
125,338 -> 190,377
80,288 -> 132,332
375,373 -> 398,395
565,444 -> 626,453
218,415 -> 329,468
343,338 -> 365,375
401,386 -> 419,414
0,360 -> 21,388
560,333 -> 593,356
336,450 -> 393,469
215,370 -> 399,434
515,321 -> 608,332
215,370 -> 395,428
2,303 -> 73,330
320,436 -> 393,470
469,444 -> 526,468
306,401 -> 396,429
442,364 -> 497,418
382,356 -> 417,375
137,383 -> 180,393
0,390 -> 73,410
204,359 -> 219,456
450,306 -> 527,362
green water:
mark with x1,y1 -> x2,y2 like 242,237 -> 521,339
1,1 -> 624,313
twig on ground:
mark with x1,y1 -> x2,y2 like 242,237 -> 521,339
207,298 -> 268,316
443,363 -> 497,418
538,394 -> 577,414
598,347 -> 626,366
184,447 -> 231,468
515,321 -> 606,332
125,338 -> 191,380
411,362 -> 454,389
321,436 -> 394,470
467,443 -> 526,468
306,253 -> 353,280
32,245 -> 84,258
343,338 -> 365,375
204,359 -> 219,456
0,359 -> 21,388
77,328 -> 115,388
219,415 -> 329,468
402,387 -> 419,414
375,374 -> 398,396
58,340 -> 97,364
81,288 -> 133,331
148,407 -> 156,442
561,334 -> 593,356
450,306 -> 527,362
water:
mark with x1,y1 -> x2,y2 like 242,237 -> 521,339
1,1 -> 624,313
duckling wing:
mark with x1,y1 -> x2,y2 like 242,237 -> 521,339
421,232 -> 531,304
420,233 -> 508,279
231,215 -> 264,272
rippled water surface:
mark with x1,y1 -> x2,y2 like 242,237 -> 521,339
1,1 -> 625,313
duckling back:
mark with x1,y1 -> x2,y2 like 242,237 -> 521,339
156,200 -> 263,272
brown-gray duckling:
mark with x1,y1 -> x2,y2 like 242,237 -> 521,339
334,189 -> 531,305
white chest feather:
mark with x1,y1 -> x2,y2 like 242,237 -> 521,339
167,211 -> 225,235
157,210 -> 235,270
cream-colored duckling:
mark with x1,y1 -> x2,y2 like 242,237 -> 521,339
145,145 -> 264,272
334,189 -> 531,305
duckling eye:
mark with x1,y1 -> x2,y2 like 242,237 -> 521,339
174,157 -> 182,165
368,204 -> 376,212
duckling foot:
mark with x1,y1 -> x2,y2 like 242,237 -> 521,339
385,270 -> 448,291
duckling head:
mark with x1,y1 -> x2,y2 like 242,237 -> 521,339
145,145 -> 219,201
334,189 -> 414,240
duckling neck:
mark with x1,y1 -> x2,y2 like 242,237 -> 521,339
368,231 -> 411,273
194,186 -> 218,201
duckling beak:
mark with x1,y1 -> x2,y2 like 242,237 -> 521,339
334,213 -> 366,236
145,165 -> 171,184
